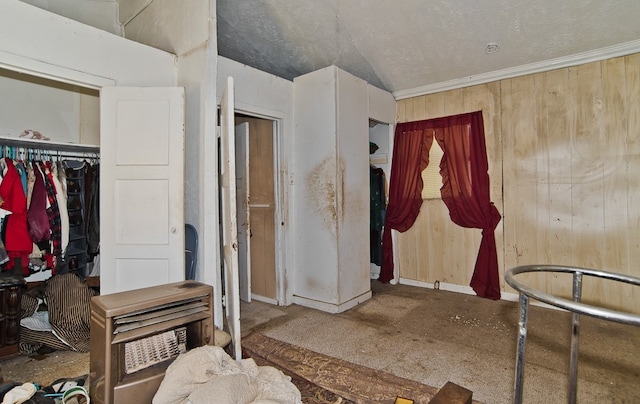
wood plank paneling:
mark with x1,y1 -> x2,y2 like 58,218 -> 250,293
533,72 -> 551,270
502,75 -> 545,292
625,53 -> 640,310
600,57 -> 628,310
543,68 -> 573,300
396,54 -> 640,312
569,62 -> 607,304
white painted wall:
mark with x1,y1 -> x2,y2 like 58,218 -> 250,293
0,1 -> 176,88
116,0 -> 152,26
368,84 -> 396,125
79,92 -> 100,146
177,44 -> 221,321
217,57 -> 294,119
178,48 -> 207,243
123,0 -> 209,57
367,83 -> 396,179
0,70 -> 96,144
216,56 -> 294,305
19,0 -> 122,35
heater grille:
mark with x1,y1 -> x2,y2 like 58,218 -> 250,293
124,327 -> 187,374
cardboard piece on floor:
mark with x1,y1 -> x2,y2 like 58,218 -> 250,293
428,381 -> 473,404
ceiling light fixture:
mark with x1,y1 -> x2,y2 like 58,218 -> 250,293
485,42 -> 500,54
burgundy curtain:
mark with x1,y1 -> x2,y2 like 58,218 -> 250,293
432,112 -> 502,299
379,122 -> 432,283
380,111 -> 502,300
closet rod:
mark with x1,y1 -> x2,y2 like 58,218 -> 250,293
7,151 -> 100,160
0,136 -> 99,154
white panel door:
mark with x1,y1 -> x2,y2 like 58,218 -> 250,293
235,122 -> 251,303
100,87 -> 185,295
220,77 -> 242,360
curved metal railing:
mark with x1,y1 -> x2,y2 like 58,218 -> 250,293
505,265 -> 640,404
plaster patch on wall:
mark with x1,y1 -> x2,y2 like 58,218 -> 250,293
305,155 -> 338,236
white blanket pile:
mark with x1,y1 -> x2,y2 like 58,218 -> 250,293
152,345 -> 302,404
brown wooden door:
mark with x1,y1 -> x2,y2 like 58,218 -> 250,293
235,116 -> 276,300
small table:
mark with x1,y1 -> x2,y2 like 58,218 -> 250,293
0,275 -> 26,360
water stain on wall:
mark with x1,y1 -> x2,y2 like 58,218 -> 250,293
304,155 -> 342,236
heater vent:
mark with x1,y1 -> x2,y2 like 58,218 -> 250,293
107,292 -> 212,345
124,327 -> 187,374
114,298 -> 209,334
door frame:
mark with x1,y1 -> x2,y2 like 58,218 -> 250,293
233,106 -> 286,306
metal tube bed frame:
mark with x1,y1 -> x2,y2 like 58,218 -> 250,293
505,265 -> 640,404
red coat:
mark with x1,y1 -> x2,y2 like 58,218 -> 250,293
0,158 -> 32,267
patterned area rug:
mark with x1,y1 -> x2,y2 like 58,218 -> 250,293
242,332 -> 440,404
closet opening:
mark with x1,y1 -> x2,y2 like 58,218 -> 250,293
0,66 -> 101,360
0,66 -> 100,283
368,119 -> 390,282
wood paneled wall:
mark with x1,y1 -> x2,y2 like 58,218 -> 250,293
396,53 -> 640,312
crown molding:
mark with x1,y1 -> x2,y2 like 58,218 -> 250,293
393,39 -> 640,100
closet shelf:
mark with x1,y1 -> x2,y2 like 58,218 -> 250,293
369,153 -> 388,165
0,136 -> 99,154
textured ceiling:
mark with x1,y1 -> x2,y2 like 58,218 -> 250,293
17,0 -> 640,96
217,0 -> 640,94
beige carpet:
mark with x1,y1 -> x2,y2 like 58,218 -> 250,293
242,281 -> 640,404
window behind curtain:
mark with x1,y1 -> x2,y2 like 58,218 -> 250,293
421,139 -> 443,200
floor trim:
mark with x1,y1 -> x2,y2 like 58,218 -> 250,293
399,277 -> 561,311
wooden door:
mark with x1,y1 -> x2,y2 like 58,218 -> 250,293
100,86 -> 185,295
235,116 -> 276,300
220,77 -> 242,360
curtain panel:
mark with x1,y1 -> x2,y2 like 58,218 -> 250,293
380,111 -> 502,299
379,122 -> 431,282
